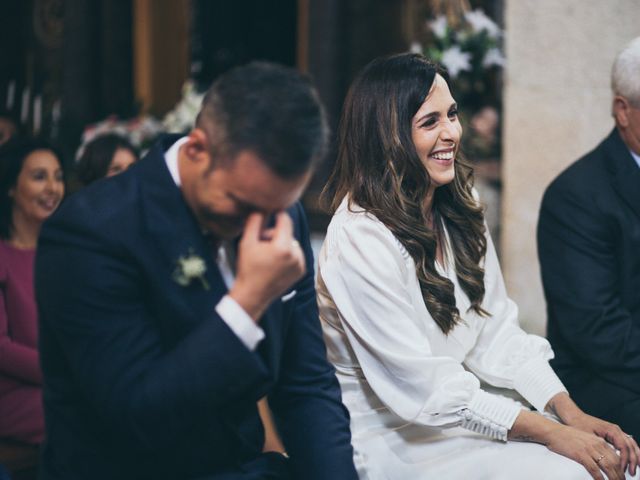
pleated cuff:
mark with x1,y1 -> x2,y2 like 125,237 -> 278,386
458,389 -> 523,442
513,357 -> 567,414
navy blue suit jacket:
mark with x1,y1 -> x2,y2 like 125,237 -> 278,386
538,129 -> 640,410
35,136 -> 357,479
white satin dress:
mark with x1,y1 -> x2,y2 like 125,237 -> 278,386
316,197 -> 638,480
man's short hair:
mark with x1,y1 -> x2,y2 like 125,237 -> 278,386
196,62 -> 329,178
612,37 -> 640,108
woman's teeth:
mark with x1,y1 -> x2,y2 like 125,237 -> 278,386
38,198 -> 58,210
431,151 -> 454,160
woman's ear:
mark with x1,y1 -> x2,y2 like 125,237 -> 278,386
613,96 -> 630,128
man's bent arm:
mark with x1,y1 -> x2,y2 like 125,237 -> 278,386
36,223 -> 270,453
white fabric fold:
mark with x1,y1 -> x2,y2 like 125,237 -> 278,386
514,357 -> 568,413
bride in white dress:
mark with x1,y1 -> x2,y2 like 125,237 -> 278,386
316,53 -> 639,480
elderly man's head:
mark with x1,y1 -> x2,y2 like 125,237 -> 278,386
612,37 -> 640,155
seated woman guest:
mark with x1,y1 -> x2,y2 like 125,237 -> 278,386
75,133 -> 138,186
0,138 -> 65,444
316,53 -> 639,480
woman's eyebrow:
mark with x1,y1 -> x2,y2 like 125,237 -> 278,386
415,102 -> 458,125
415,111 -> 438,124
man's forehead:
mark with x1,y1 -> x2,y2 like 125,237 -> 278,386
220,153 -> 310,211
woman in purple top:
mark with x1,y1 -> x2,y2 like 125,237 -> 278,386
0,138 -> 65,444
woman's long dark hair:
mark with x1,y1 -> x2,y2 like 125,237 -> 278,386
322,53 -> 488,334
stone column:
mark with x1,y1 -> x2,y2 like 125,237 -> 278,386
501,0 -> 640,335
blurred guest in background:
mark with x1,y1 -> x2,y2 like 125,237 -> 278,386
0,138 -> 65,444
75,133 -> 138,187
0,112 -> 19,147
538,37 -> 640,438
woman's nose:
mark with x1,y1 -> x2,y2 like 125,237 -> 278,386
45,176 -> 61,193
440,119 -> 459,141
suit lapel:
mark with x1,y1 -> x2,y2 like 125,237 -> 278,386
137,137 -> 227,303
604,129 -> 640,220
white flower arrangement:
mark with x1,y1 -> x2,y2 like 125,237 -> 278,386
173,250 -> 210,290
76,114 -> 163,161
75,78 -> 205,161
419,8 -> 505,80
162,80 -> 205,134
464,9 -> 501,38
441,45 -> 472,78
482,47 -> 506,68
428,15 -> 448,40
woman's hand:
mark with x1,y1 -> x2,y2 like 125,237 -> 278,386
543,423 -> 624,480
509,410 -> 624,480
547,392 -> 640,475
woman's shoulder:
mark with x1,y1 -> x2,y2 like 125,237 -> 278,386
0,241 -> 34,277
325,197 -> 410,261
0,240 -> 21,261
0,241 -> 16,280
329,197 -> 387,236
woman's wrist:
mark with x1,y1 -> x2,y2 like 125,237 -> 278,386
508,409 -> 562,445
545,391 -> 583,425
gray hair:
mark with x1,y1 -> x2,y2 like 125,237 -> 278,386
612,37 -> 640,108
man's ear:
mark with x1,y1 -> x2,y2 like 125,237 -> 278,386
183,128 -> 210,163
613,96 -> 630,128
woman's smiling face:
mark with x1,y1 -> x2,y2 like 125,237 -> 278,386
411,74 -> 462,189
10,149 -> 64,225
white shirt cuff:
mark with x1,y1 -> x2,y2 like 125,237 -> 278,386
457,389 -> 523,441
514,357 -> 568,413
215,295 -> 265,351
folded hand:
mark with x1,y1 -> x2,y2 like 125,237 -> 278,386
567,411 -> 640,476
544,423 -> 624,480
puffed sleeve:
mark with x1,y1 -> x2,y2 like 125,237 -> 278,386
463,228 -> 567,413
319,214 -> 523,441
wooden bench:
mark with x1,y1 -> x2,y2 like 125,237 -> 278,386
0,441 -> 38,480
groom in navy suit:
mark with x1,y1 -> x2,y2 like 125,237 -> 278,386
35,63 -> 357,479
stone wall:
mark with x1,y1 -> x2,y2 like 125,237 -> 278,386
501,0 -> 640,335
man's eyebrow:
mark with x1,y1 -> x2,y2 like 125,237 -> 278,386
227,192 -> 261,212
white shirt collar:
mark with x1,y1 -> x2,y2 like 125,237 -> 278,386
629,148 -> 640,170
163,136 -> 236,275
164,137 -> 189,187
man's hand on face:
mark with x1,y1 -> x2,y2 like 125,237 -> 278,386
228,211 -> 306,322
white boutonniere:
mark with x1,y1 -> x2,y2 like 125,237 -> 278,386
172,250 -> 210,290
